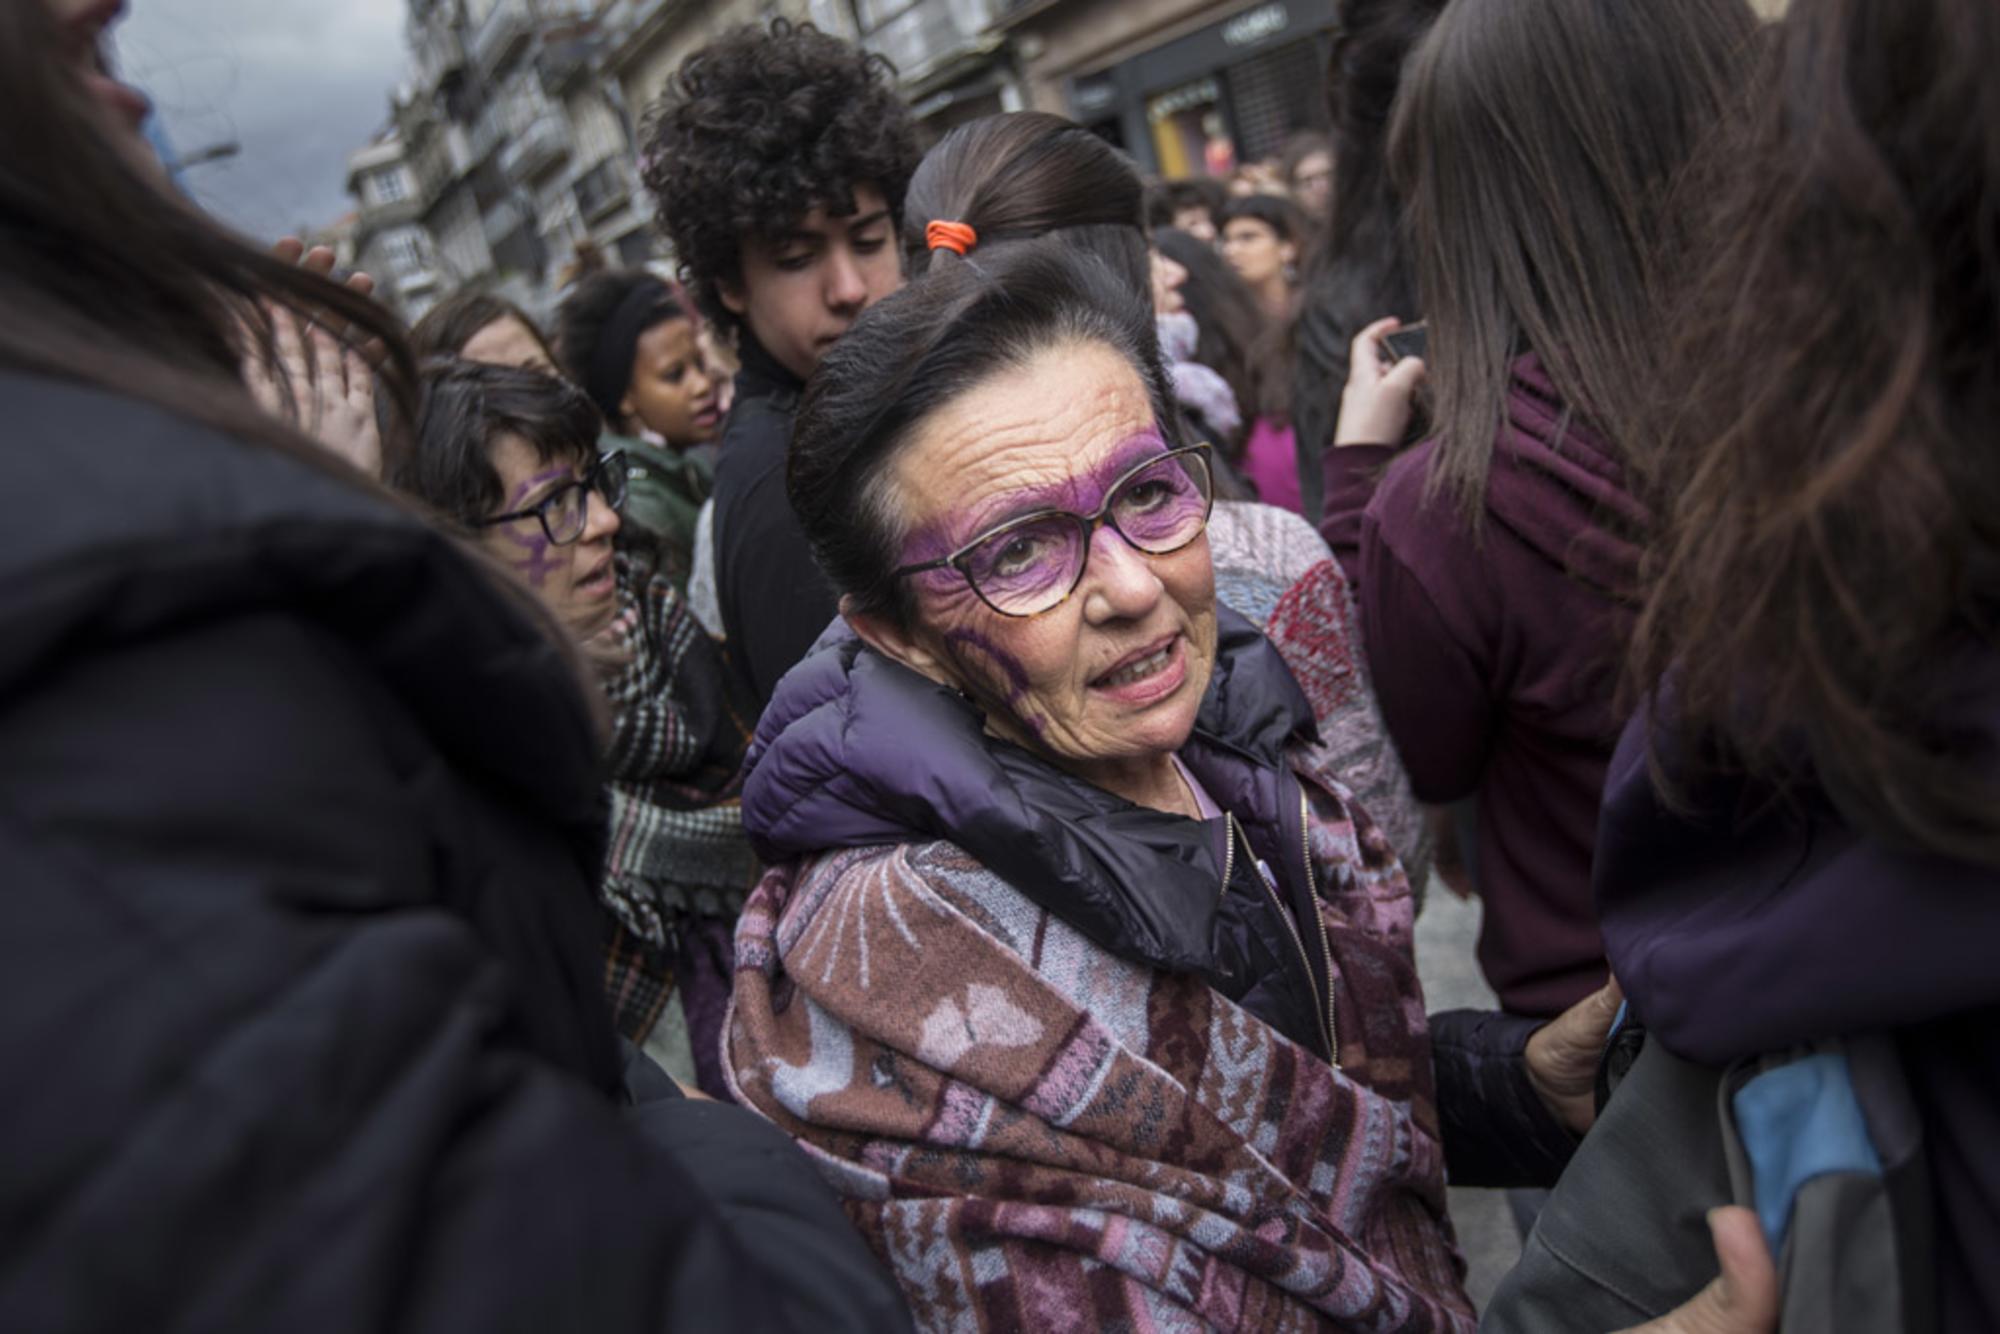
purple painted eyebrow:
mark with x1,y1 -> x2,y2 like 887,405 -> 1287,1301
508,464 -> 578,510
955,429 -> 1173,538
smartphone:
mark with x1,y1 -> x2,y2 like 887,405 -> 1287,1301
1382,322 -> 1428,362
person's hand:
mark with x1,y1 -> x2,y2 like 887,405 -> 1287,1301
1334,315 -> 1427,447
1617,1207 -> 1778,1334
243,237 -> 385,475
242,301 -> 382,477
1524,975 -> 1624,1135
272,234 -> 376,300
272,235 -> 387,368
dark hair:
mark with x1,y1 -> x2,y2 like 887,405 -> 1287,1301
1217,193 -> 1306,245
903,111 -> 1150,296
1143,177 -> 1229,232
1390,0 -> 1756,521
0,1 -> 418,480
790,239 -> 1178,624
640,19 -> 921,339
1286,0 -> 1449,516
1154,227 -> 1268,430
554,269 -> 685,424
400,360 -> 603,528
409,290 -> 558,365
1280,131 -> 1333,189
1632,0 -> 2000,864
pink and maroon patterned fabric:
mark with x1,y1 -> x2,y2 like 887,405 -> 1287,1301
726,764 -> 1474,1331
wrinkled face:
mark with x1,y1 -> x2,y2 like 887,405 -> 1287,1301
871,341 -> 1219,787
622,316 -> 720,446
1221,217 -> 1295,290
1171,205 -> 1217,245
1291,150 -> 1334,217
477,432 -> 622,640
722,181 -> 902,384
462,317 -> 558,376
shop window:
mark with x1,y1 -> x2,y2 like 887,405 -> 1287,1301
1146,77 -> 1232,180
1222,37 -> 1325,166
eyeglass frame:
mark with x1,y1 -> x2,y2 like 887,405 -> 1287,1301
474,450 -> 627,547
890,443 -> 1215,619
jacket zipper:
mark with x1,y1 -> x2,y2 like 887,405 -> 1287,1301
1218,808 -> 1238,903
1298,784 -> 1339,1069
1227,812 -> 1334,1061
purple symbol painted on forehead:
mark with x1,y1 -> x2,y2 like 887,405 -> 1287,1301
897,428 -> 1176,567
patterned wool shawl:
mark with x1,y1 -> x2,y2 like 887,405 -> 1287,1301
727,607 -> 1472,1329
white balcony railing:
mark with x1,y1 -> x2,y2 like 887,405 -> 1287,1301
472,0 -> 534,74
864,0 -> 998,84
500,112 -> 571,182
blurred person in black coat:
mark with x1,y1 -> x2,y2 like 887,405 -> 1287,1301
0,2 -> 909,1329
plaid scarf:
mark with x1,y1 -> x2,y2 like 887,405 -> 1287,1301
597,556 -> 759,1044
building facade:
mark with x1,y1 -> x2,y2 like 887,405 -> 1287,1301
352,0 -> 1352,319
346,134 -> 444,321
1000,0 -> 1334,178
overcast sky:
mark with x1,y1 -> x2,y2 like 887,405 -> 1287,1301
116,0 -> 410,239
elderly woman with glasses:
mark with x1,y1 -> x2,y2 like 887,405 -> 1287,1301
400,360 -> 756,1096
725,241 -> 1636,1330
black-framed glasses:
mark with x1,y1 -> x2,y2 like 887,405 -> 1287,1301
892,444 -> 1213,618
476,450 -> 627,546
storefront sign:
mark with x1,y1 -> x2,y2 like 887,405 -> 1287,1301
1222,2 -> 1289,48
1072,75 -> 1117,115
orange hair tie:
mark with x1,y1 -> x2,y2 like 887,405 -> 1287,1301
926,220 -> 978,257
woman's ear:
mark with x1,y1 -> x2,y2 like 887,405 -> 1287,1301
842,594 -> 957,689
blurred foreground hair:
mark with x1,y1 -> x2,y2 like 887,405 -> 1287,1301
1631,0 -> 2000,865
0,0 -> 418,476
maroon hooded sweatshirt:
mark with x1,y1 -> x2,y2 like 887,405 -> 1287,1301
1321,355 -> 1641,1016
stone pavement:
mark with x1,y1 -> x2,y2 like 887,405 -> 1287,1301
1413,881 -> 1524,1313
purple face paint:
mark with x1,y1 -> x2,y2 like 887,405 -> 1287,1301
495,464 -> 577,590
941,627 -> 1047,738
897,428 -> 1175,569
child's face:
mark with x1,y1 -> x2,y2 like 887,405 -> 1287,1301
621,316 -> 720,447
721,181 -> 902,384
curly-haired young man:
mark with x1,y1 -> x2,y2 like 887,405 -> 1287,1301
643,20 -> 919,707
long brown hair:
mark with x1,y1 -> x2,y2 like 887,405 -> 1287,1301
1388,0 -> 1756,522
0,0 -> 416,476
1631,0 -> 2000,864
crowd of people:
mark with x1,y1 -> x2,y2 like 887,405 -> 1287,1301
5,0 -> 1995,1329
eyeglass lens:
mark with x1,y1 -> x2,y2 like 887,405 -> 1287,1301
963,450 -> 1211,616
542,456 -> 626,546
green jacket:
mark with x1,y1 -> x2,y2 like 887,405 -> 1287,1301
609,431 -> 712,590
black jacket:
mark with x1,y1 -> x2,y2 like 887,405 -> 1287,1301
0,374 -> 910,1332
711,337 -> 838,710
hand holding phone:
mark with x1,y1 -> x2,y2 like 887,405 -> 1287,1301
1335,317 -> 1430,448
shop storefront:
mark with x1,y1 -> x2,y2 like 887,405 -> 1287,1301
1055,0 -> 1336,178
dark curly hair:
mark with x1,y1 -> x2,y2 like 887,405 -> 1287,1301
639,19 -> 920,339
